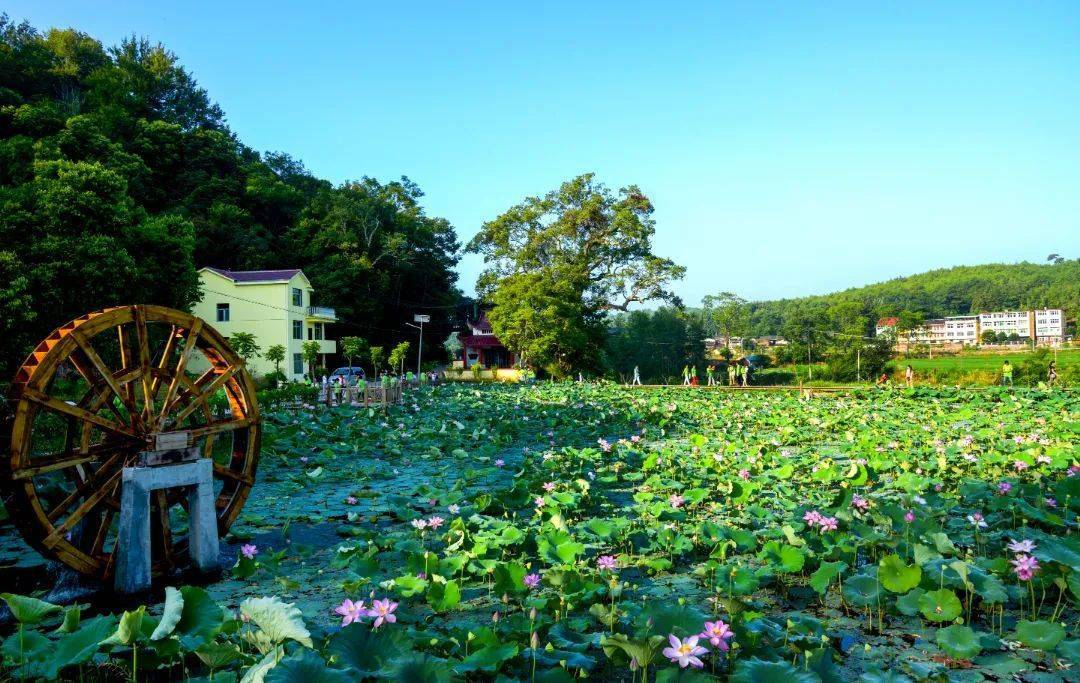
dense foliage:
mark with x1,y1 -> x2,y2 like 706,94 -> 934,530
2,383 -> 1075,681
468,174 -> 685,377
744,260 -> 1079,339
0,17 -> 460,378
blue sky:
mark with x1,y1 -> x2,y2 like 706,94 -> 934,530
9,1 -> 1080,304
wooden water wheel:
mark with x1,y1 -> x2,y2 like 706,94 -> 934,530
1,305 -> 260,581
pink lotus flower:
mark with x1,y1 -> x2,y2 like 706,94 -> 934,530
427,515 -> 445,530
596,555 -> 617,571
818,516 -> 838,532
1013,461 -> 1028,472
803,510 -> 822,527
523,573 -> 541,589
1007,538 -> 1036,553
700,620 -> 735,651
534,496 -> 545,507
738,469 -> 750,480
852,495 -> 869,511
368,598 -> 398,628
1045,498 -> 1057,508
669,494 -> 685,508
1068,465 -> 1079,477
240,544 -> 258,560
598,439 -> 612,452
411,519 -> 428,530
631,435 -> 641,443
543,482 -> 556,492
345,496 -> 358,505
662,634 -> 708,668
334,599 -> 366,626
904,510 -> 915,523
1011,554 -> 1039,581
494,459 -> 505,467
998,481 -> 1012,494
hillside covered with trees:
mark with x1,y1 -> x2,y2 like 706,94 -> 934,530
745,260 -> 1078,338
0,16 -> 460,377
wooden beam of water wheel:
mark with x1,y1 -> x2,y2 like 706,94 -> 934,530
1,305 -> 261,581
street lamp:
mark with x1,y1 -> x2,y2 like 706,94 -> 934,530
407,314 -> 430,378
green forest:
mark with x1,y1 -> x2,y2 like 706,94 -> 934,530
1,16 -> 1076,385
746,260 -> 1079,337
0,17 -> 460,378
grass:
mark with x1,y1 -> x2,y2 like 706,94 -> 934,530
898,347 -> 1080,372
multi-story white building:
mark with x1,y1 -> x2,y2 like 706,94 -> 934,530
977,310 -> 1033,339
878,308 -> 1067,346
1034,308 -> 1065,343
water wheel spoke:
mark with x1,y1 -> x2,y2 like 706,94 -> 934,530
15,442 -> 127,480
173,366 -> 240,424
90,507 -> 115,559
117,324 -> 135,405
157,320 -> 203,429
213,462 -> 254,485
149,325 -> 180,397
187,417 -> 254,440
23,387 -> 139,440
70,333 -> 140,426
46,453 -> 125,523
45,467 -> 124,546
133,307 -> 155,423
68,351 -> 131,426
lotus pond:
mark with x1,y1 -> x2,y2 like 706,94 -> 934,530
1,383 -> 1078,682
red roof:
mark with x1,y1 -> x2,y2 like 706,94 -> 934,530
205,267 -> 302,283
459,334 -> 506,349
877,317 -> 899,327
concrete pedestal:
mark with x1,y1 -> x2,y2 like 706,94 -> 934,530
114,459 -> 219,594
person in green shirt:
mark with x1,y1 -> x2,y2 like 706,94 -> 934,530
1001,360 -> 1013,386
706,365 -> 715,386
682,365 -> 691,386
727,362 -> 737,386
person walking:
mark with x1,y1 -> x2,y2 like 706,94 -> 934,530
706,364 -> 715,386
682,365 -> 691,386
905,364 -> 914,388
741,360 -> 749,387
727,361 -> 737,386
691,365 -> 699,385
1047,360 -> 1057,386
1001,360 -> 1013,387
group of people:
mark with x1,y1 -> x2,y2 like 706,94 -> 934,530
627,362 -> 751,386
875,359 -> 1060,388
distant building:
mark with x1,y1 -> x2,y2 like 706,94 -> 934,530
875,317 -> 899,337
458,311 -> 515,369
1034,308 -> 1065,343
876,308 -> 1066,347
193,267 -> 337,380
755,335 -> 789,347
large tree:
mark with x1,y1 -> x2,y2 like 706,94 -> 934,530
467,174 -> 684,376
701,292 -> 749,351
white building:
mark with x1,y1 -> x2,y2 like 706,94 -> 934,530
977,310 -> 1033,339
1034,309 -> 1065,343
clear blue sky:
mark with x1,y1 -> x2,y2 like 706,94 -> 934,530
9,1 -> 1080,304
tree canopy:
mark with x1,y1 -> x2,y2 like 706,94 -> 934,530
467,173 -> 684,376
0,17 -> 460,377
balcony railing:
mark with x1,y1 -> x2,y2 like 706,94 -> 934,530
307,306 -> 337,321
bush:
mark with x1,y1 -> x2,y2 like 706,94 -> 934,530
258,381 -> 318,408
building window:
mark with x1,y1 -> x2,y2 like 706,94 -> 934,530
292,287 -> 303,307
293,353 -> 303,375
313,323 -> 323,340
307,326 -> 313,340
216,303 -> 230,322
292,320 -> 303,340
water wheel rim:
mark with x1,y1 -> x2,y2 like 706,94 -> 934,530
2,305 -> 261,580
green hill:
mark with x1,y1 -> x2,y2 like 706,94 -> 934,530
747,260 -> 1078,336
